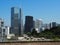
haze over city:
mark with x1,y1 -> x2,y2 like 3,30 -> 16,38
0,0 -> 60,26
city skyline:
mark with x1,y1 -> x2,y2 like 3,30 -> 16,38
0,0 -> 60,26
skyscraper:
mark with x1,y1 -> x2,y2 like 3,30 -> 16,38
0,18 -> 4,37
35,19 -> 43,33
51,22 -> 57,28
11,7 -> 23,36
24,16 -> 33,33
19,8 -> 23,36
11,7 -> 19,36
44,24 -> 50,29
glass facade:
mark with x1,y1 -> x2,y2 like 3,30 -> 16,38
11,7 -> 20,36
24,16 -> 33,33
11,7 -> 23,36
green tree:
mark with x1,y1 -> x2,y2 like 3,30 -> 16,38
31,28 -> 37,37
27,32 -> 31,36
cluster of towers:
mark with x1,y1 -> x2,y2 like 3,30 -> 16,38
0,7 -> 58,39
10,7 -> 33,36
10,7 -> 43,36
10,7 -> 58,37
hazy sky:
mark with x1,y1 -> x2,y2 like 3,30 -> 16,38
0,0 -> 60,26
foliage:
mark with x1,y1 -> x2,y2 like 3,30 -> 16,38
27,32 -> 31,36
26,26 -> 60,39
40,26 -> 60,39
31,28 -> 37,36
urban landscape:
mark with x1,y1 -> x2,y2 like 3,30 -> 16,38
0,6 -> 60,42
0,0 -> 60,45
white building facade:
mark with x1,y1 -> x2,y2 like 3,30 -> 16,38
35,19 -> 43,33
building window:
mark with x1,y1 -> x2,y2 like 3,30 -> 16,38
1,22 -> 4,24
3,29 -> 5,32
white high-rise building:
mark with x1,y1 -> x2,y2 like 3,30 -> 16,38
35,19 -> 43,33
43,24 -> 50,30
0,18 -> 10,37
0,18 -> 4,37
5,26 -> 10,36
1,26 -> 10,37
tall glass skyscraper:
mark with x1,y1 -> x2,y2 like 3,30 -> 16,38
11,7 -> 23,36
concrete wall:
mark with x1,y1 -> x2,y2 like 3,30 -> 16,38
0,41 -> 60,45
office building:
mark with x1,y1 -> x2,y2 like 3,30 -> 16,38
49,23 -> 52,29
49,22 -> 57,28
0,18 -> 4,27
19,8 -> 23,36
11,7 -> 23,36
24,16 -> 33,33
0,18 -> 4,37
35,19 -> 43,33
44,24 -> 50,30
51,22 -> 57,28
33,20 -> 35,28
0,18 -> 10,39
5,26 -> 10,36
